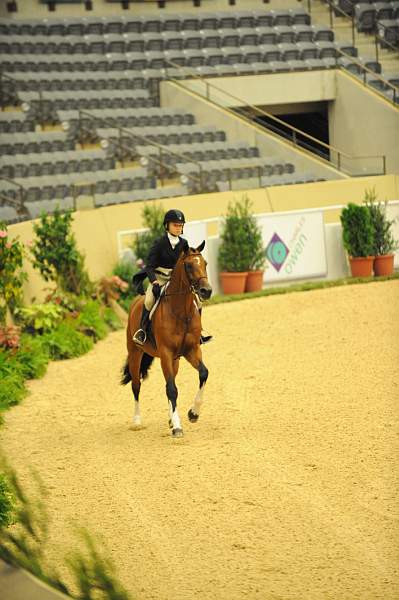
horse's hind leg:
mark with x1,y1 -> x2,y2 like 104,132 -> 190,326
129,349 -> 143,428
185,346 -> 208,423
160,352 -> 183,438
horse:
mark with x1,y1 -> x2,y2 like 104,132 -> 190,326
121,241 -> 212,438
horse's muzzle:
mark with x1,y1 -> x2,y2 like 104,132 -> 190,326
199,286 -> 212,301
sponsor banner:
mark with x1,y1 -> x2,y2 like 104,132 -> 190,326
182,221 -> 209,261
257,211 -> 327,282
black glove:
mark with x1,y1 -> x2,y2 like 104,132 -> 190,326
152,282 -> 161,299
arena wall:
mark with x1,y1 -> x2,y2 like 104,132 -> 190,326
8,174 -> 399,303
329,71 -> 399,176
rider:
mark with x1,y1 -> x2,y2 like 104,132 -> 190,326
132,208 -> 212,346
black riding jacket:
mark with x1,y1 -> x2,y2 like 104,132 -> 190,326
146,234 -> 189,283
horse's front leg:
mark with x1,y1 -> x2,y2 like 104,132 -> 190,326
128,348 -> 143,428
160,351 -> 183,438
185,346 -> 208,423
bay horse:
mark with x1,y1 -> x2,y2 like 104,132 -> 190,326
121,241 -> 212,437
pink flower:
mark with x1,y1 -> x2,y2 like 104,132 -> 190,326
0,230 -> 7,238
26,240 -> 33,247
6,242 -> 12,249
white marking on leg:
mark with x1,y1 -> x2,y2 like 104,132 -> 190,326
192,383 -> 206,416
133,400 -> 141,426
169,401 -> 182,430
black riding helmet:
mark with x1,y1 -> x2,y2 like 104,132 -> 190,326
163,209 -> 185,229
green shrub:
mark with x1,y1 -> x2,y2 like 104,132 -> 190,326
112,258 -> 138,302
218,197 -> 265,272
340,202 -> 375,258
364,189 -> 398,256
30,208 -> 91,296
16,303 -> 64,334
0,473 -> 14,528
132,202 -> 165,264
0,371 -> 27,413
75,301 -> 108,342
42,322 -> 93,360
103,307 -> 122,331
0,222 -> 27,325
13,335 -> 49,380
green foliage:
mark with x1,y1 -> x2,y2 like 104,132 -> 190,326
16,303 -> 64,334
0,351 -> 27,413
0,473 -> 14,528
340,202 -> 375,258
112,258 -> 138,303
132,202 -> 165,264
218,196 -> 266,272
75,300 -> 108,342
103,307 -> 122,331
364,188 -> 398,256
42,321 -> 94,360
0,462 -> 132,600
13,335 -> 49,380
0,222 -> 27,326
30,208 -> 91,296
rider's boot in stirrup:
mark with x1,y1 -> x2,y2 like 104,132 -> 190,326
198,308 -> 213,345
132,307 -> 150,345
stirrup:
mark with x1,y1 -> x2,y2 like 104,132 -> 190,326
200,334 -> 213,345
133,329 -> 147,345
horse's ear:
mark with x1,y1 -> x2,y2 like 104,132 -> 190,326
196,240 -> 205,253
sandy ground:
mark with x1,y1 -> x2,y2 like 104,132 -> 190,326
1,281 -> 399,600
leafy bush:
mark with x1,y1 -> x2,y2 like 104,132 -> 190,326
13,335 -> 49,380
0,473 -> 14,528
218,197 -> 265,272
16,303 -> 64,334
340,202 -> 375,258
30,208 -> 91,296
112,258 -> 137,302
364,189 -> 398,256
75,300 -> 108,342
132,202 -> 165,264
0,222 -> 27,325
42,322 -> 94,360
0,357 -> 27,413
103,307 -> 122,331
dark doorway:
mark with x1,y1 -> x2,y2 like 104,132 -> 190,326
250,105 -> 330,161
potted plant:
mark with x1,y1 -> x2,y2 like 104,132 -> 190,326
340,202 -> 375,277
218,197 -> 255,294
364,189 -> 398,277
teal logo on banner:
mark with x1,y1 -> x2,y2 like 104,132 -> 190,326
265,232 -> 290,272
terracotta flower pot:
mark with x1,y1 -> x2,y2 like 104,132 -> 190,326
220,272 -> 248,295
245,270 -> 264,293
349,256 -> 374,277
374,254 -> 395,277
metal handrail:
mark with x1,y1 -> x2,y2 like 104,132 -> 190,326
307,0 -> 399,61
0,69 -> 48,126
0,176 -> 29,217
164,59 -> 387,175
77,109 -> 210,192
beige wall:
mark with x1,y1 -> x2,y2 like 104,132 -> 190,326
179,70 -> 336,108
8,174 -> 398,302
160,80 -> 344,181
329,71 -> 399,176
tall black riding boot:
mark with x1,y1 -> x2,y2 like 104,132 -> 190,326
199,308 -> 213,345
133,306 -> 150,345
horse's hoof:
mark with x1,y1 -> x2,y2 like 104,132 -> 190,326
188,409 -> 199,423
129,423 -> 144,431
172,428 -> 184,438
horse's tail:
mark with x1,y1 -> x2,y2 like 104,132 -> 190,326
120,353 -> 154,385
121,359 -> 131,386
140,353 -> 154,380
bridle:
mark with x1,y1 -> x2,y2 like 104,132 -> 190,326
164,253 -> 209,297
